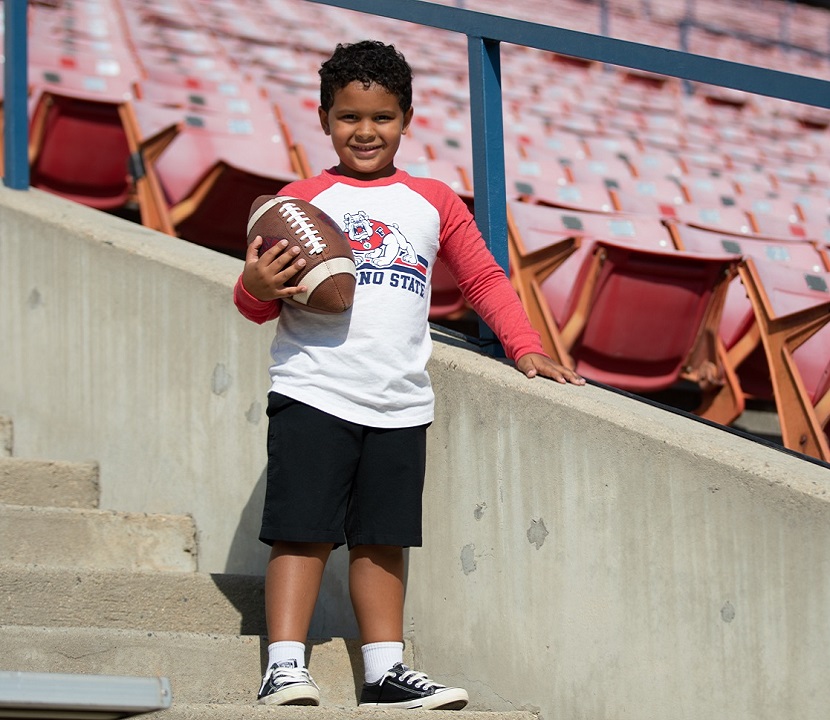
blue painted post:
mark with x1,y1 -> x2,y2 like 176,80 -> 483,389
599,0 -> 610,38
467,35 -> 506,356
3,0 -> 29,189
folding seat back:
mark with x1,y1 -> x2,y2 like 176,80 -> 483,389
561,240 -> 744,423
29,90 -> 135,210
536,208 -> 676,328
609,176 -> 687,218
149,119 -> 299,258
567,241 -> 739,387
670,222 -> 828,349
737,257 -> 830,460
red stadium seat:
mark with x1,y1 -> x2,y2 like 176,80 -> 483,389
609,176 -> 687,219
668,221 -> 829,403
559,240 -> 745,423
28,82 -> 139,211
506,201 -> 582,363
141,106 -> 299,257
737,257 -> 830,461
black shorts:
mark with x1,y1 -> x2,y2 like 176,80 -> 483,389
260,392 -> 427,549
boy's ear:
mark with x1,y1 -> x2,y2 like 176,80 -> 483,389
318,106 -> 331,135
402,107 -> 414,135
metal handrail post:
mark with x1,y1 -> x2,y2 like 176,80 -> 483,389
467,35 -> 507,355
3,0 -> 29,189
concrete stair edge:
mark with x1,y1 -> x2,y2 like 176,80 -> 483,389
0,456 -> 99,508
140,703 -> 538,719
0,565 -> 268,636
0,502 -> 198,572
0,625 -> 364,707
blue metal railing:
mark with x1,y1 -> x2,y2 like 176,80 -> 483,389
3,0 -> 28,190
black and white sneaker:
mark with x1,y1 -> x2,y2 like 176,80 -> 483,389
359,663 -> 469,710
257,660 -> 320,706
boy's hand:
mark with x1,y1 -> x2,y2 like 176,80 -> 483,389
241,235 -> 309,302
516,353 -> 585,385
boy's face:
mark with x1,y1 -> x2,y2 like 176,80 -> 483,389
319,81 -> 413,181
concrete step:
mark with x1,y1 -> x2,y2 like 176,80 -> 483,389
140,705 -> 537,720
0,503 -> 197,572
0,565 -> 268,635
0,457 -> 99,508
0,625 -> 373,707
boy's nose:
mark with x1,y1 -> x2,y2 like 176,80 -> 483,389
355,120 -> 375,139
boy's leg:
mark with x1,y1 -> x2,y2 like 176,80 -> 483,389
350,544 -> 468,711
349,544 -> 404,644
266,540 -> 333,642
258,540 -> 332,706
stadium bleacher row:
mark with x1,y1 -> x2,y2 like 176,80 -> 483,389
2,0 -> 829,461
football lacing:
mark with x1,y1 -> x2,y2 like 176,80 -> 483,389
279,202 -> 327,255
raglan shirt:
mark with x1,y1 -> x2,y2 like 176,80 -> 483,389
234,168 -> 546,428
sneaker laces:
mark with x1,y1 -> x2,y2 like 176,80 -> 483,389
391,665 -> 446,691
259,663 -> 314,694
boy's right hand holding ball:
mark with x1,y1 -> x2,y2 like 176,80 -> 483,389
242,235 -> 309,302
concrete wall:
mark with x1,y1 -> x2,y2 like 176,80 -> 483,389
2,186 -> 829,719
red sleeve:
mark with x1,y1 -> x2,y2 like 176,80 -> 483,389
426,183 -> 548,361
233,275 -> 281,324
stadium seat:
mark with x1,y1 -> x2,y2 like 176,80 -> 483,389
507,201 -> 682,366
532,179 -> 616,214
506,201 -> 582,362
673,202 -> 755,236
514,203 -> 677,327
558,239 -> 745,423
744,195 -> 816,242
737,257 -> 830,460
565,156 -> 636,188
503,155 -> 572,201
668,221 -> 829,400
142,111 -> 299,257
28,81 -> 140,211
609,176 -> 687,218
400,158 -> 472,200
625,149 -> 686,180
682,173 -> 739,206
274,91 -> 339,177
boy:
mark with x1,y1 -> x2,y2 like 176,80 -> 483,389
234,40 -> 584,709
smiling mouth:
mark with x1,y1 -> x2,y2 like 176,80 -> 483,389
351,144 -> 382,155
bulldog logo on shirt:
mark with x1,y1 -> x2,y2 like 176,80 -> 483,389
342,210 -> 428,298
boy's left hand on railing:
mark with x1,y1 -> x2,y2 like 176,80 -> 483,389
516,353 -> 585,385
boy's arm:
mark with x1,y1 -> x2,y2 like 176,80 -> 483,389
437,193 -> 583,384
234,275 -> 281,324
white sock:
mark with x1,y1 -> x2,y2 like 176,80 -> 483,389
362,641 -> 404,684
267,640 -> 306,670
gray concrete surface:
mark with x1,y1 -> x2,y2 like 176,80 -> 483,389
0,565 -> 268,635
139,706 -> 537,720
0,504 -> 197,571
0,627 -> 371,708
0,416 -> 12,457
0,457 -> 99,508
2,186 -> 829,720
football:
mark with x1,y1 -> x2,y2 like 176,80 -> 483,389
247,195 -> 356,313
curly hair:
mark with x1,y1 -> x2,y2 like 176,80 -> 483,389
319,40 -> 412,113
